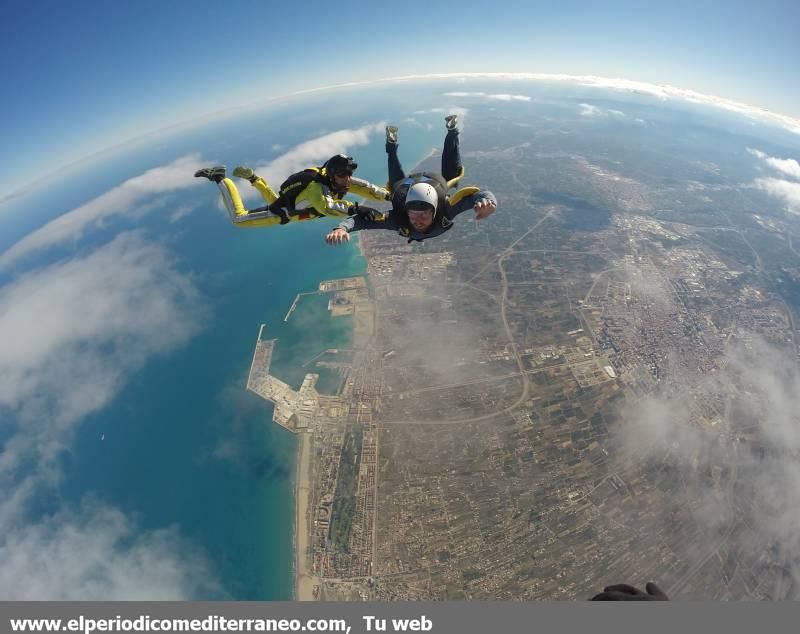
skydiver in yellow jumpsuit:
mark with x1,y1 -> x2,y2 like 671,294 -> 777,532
194,155 -> 389,228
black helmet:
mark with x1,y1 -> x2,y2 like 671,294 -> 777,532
324,154 -> 358,182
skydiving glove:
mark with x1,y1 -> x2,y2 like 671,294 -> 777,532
590,583 -> 669,601
348,202 -> 383,222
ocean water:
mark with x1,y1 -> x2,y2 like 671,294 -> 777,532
60,208 -> 366,599
39,104 -> 440,599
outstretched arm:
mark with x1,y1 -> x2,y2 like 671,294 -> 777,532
304,180 -> 390,217
348,177 -> 391,203
298,183 -> 384,218
448,188 -> 498,222
325,212 -> 399,245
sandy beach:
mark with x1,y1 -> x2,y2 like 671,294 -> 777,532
294,431 -> 317,600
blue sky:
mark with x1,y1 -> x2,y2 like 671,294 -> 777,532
2,0 -> 799,194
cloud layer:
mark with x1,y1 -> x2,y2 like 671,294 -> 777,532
443,92 -> 530,102
615,338 -> 800,596
0,226 -> 214,598
0,231 -> 205,454
0,155 -> 208,270
749,148 -> 800,213
200,73 -> 800,138
379,73 -> 800,135
748,148 -> 800,180
579,103 -> 626,117
0,496 -> 220,600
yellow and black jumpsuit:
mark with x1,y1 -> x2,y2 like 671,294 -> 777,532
215,168 -> 389,228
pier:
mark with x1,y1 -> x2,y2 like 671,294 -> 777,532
245,324 -> 321,433
284,292 -> 319,322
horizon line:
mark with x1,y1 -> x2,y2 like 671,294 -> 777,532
5,71 -> 800,204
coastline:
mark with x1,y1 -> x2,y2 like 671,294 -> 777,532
418,146 -> 438,165
292,244 -> 368,601
294,431 -> 316,600
290,149 -> 429,600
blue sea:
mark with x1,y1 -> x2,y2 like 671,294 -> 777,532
1,92 -> 440,599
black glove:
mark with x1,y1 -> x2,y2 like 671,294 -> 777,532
275,208 -> 291,225
348,202 -> 381,221
590,582 -> 669,601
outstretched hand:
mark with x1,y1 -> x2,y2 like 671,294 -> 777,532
325,228 -> 351,246
591,582 -> 669,601
474,199 -> 496,221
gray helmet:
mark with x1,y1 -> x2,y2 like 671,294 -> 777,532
405,182 -> 438,212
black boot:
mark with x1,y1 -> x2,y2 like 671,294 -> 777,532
194,165 -> 226,183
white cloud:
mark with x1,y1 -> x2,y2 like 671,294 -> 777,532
412,107 -> 469,120
0,230 -> 215,598
486,94 -> 531,102
0,494 -> 219,600
614,338 -> 800,594
0,155 -> 208,270
748,148 -> 800,212
580,103 -> 602,117
443,92 -> 486,97
443,92 -> 529,102
580,103 -> 626,117
753,177 -> 800,213
0,223 -> 217,598
169,203 -> 201,223
410,107 -> 468,130
0,231 -> 206,472
748,148 -> 800,181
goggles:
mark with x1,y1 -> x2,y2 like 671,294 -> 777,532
405,202 -> 435,215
